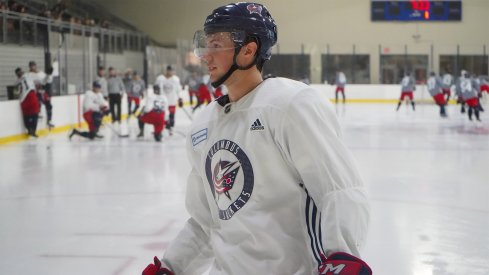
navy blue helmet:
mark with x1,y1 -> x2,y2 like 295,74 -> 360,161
203,2 -> 277,62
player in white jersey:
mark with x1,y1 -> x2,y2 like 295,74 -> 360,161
335,71 -> 347,104
155,66 -> 183,135
69,81 -> 108,140
427,72 -> 447,117
15,67 -> 40,137
460,72 -> 481,121
441,72 -> 454,102
137,85 -> 168,142
142,3 -> 371,275
26,61 -> 54,128
127,71 -> 146,119
396,72 -> 416,111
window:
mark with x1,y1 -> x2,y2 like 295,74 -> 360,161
439,55 -> 488,76
380,55 -> 428,84
322,54 -> 370,84
262,54 -> 310,81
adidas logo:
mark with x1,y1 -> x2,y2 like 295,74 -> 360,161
250,119 -> 265,131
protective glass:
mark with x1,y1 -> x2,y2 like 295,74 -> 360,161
193,30 -> 246,58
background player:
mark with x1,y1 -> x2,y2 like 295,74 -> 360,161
460,71 -> 481,121
26,61 -> 54,128
15,67 -> 39,137
427,72 -> 447,117
396,72 -> 416,111
455,70 -> 467,113
127,71 -> 146,119
335,70 -> 347,103
69,81 -> 108,140
155,65 -> 183,135
183,70 -> 202,107
441,71 -> 454,102
137,85 -> 167,142
143,2 -> 371,275
192,80 -> 212,113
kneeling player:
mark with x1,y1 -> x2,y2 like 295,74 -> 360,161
137,85 -> 167,142
69,81 -> 108,140
427,72 -> 447,117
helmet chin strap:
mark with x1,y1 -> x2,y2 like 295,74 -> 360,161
211,46 -> 258,88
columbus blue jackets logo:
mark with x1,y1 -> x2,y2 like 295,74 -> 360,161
213,160 -> 240,200
247,3 -> 263,15
205,139 -> 254,220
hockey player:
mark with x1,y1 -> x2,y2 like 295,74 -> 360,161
26,61 -> 54,128
69,81 -> 108,140
427,72 -> 447,117
455,70 -> 467,113
470,73 -> 484,113
127,71 -> 146,119
335,71 -> 347,103
460,72 -> 481,121
15,67 -> 40,137
441,71 -> 454,102
192,81 -> 212,113
480,75 -> 489,95
137,85 -> 167,142
183,70 -> 202,106
155,65 -> 183,135
396,72 -> 416,111
142,3 -> 371,275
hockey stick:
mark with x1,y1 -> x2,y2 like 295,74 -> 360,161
181,107 -> 193,121
105,123 -> 130,138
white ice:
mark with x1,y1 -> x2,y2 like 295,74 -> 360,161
0,103 -> 488,275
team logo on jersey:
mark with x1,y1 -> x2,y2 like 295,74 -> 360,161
205,139 -> 254,220
212,160 -> 240,200
247,3 -> 263,15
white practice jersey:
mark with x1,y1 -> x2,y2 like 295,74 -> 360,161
427,76 -> 442,96
441,73 -> 454,89
142,93 -> 168,113
25,71 -> 47,89
155,75 -> 182,106
83,90 -> 107,113
163,77 -> 370,275
16,76 -> 36,103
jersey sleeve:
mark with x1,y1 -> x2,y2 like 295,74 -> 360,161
162,144 -> 214,273
276,88 -> 370,258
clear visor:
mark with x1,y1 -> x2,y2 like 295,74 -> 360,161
193,30 -> 246,58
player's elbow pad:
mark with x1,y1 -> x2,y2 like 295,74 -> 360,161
318,252 -> 372,275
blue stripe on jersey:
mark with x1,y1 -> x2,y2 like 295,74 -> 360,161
304,186 -> 326,269
305,195 -> 321,265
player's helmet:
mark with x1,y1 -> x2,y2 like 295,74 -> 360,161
194,2 -> 277,87
93,80 -> 102,89
15,67 -> 23,77
203,2 -> 277,61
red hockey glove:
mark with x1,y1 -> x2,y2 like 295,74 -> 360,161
318,252 -> 372,275
178,98 -> 183,108
142,256 -> 174,275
